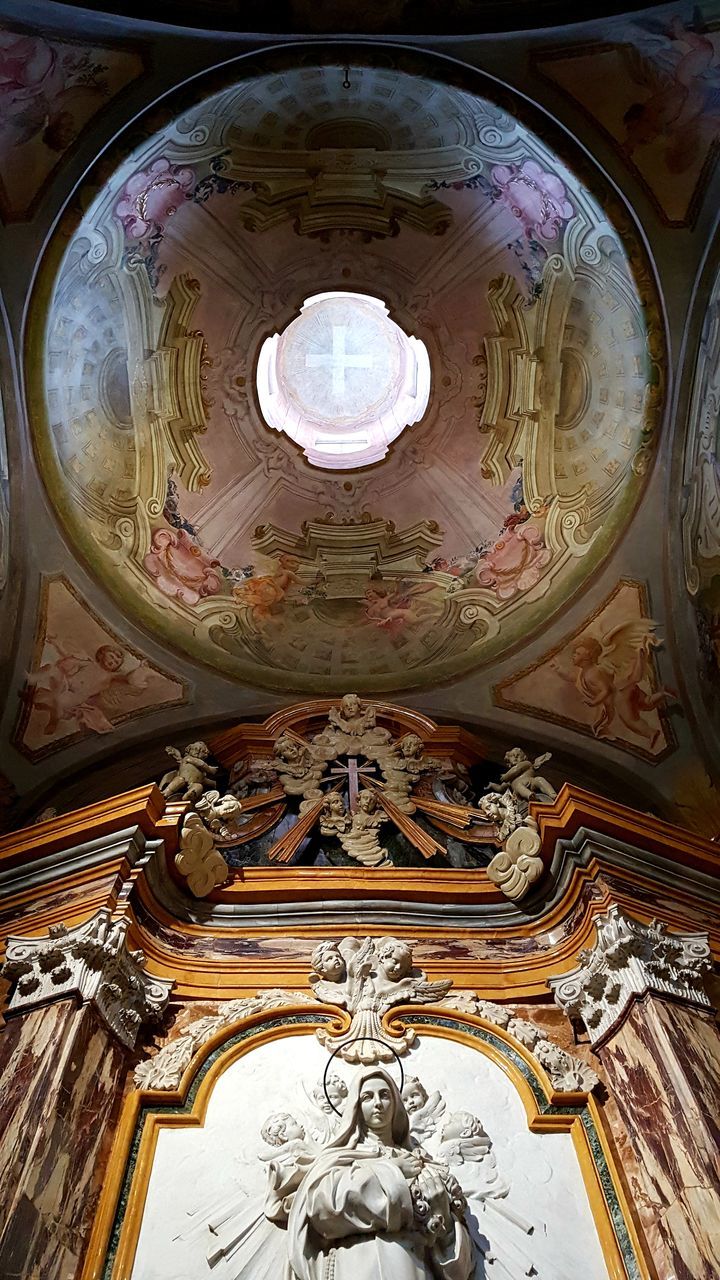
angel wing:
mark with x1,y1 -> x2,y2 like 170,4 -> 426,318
618,39 -> 678,94
598,617 -> 660,686
378,975 -> 452,1014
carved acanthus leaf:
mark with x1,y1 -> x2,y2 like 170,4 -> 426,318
439,991 -> 599,1094
133,988 -> 318,1090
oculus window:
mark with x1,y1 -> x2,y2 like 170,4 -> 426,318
256,292 -> 431,469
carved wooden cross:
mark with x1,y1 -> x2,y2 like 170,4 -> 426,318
328,757 -> 378,812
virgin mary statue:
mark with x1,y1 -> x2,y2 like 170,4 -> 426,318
286,1067 -> 474,1280
206,1067 -> 475,1280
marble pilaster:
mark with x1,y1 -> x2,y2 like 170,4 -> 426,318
0,910 -> 173,1280
550,908 -> 720,1280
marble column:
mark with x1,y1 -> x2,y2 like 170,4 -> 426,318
0,909 -> 172,1280
550,906 -> 719,1280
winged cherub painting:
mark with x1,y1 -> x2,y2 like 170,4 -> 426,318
494,580 -> 678,759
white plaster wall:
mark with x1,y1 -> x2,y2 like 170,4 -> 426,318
131,1032 -> 611,1280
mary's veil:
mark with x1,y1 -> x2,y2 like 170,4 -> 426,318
324,1065 -> 410,1150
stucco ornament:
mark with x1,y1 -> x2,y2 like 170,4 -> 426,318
310,936 -> 451,1064
175,811 -> 229,897
2,909 -> 172,1049
485,826 -> 544,901
133,989 -> 318,1090
439,991 -> 599,1093
198,1063 -> 563,1280
548,907 -> 713,1045
318,790 -> 391,867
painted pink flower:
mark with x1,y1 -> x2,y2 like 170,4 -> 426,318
476,524 -> 551,599
491,159 -> 574,242
144,528 -> 222,606
114,157 -> 195,240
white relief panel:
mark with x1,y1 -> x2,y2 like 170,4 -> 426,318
131,1034 -> 611,1280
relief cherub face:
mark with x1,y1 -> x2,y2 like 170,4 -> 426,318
312,941 -> 346,982
378,940 -> 412,981
261,1112 -> 306,1146
341,694 -> 361,717
401,1078 -> 428,1114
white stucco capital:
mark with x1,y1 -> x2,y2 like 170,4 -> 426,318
548,906 -> 713,1045
2,907 -> 173,1048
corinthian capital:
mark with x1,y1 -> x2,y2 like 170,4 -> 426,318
2,908 -> 172,1048
548,907 -> 713,1045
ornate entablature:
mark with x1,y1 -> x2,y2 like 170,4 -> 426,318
157,695 -> 557,904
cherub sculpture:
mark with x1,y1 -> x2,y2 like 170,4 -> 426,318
273,732 -> 326,801
159,741 -> 218,803
342,792 -> 390,868
312,936 -> 450,1064
376,732 -> 428,812
486,747 -> 556,806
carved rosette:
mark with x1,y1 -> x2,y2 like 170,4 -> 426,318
548,907 -> 713,1045
2,909 -> 173,1049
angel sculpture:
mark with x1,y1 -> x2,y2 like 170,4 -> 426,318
311,936 -> 451,1064
402,1076 -> 447,1145
273,733 -> 327,801
159,741 -> 218,803
486,747 -> 556,806
553,618 -> 676,748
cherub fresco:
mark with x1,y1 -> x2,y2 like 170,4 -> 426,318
364,578 -> 442,637
0,31 -> 142,220
232,555 -> 300,621
495,581 -> 678,759
22,637 -> 150,737
555,620 -> 677,748
144,527 -> 222,606
535,13 -> 720,224
14,577 -> 186,759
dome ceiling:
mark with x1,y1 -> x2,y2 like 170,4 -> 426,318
30,56 -> 663,694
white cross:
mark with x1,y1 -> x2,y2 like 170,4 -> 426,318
305,325 -> 374,396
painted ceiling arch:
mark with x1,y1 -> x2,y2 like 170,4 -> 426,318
28,47 -> 665,695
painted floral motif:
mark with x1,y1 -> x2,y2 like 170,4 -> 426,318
115,157 -> 196,240
475,522 -> 552,599
143,527 -> 222,605
490,159 -> 574,242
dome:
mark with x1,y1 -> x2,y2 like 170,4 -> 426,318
29,52 -> 663,694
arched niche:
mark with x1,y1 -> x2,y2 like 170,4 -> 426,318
85,1005 -> 646,1280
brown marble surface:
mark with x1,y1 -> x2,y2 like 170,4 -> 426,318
0,1000 -> 127,1280
599,995 -> 720,1280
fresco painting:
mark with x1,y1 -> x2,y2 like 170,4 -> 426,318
0,28 -> 143,220
535,10 -> 720,225
14,577 -> 186,760
495,581 -> 678,761
33,61 -> 662,692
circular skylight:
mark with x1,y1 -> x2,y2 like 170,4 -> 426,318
256,292 -> 431,468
